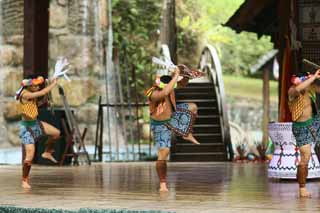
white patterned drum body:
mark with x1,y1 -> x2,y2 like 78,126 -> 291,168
268,122 -> 320,179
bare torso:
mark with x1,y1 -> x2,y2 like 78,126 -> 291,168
150,95 -> 173,121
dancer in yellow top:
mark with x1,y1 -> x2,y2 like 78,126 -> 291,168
16,75 -> 60,189
288,70 -> 320,197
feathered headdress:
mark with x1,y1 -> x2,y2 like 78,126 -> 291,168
15,57 -> 70,100
15,76 -> 45,100
291,73 -> 313,85
152,57 -> 205,79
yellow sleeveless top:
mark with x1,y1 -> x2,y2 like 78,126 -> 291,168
288,89 -> 316,121
20,91 -> 38,120
288,94 -> 304,121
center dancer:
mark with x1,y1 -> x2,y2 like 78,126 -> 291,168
145,66 -> 200,192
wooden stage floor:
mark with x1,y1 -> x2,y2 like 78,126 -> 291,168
0,162 -> 319,213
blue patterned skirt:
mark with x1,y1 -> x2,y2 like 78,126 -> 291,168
19,120 -> 44,145
292,114 -> 320,147
150,103 -> 195,148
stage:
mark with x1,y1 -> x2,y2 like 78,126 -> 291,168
0,162 -> 319,213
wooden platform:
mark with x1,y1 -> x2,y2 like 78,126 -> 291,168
0,162 -> 320,212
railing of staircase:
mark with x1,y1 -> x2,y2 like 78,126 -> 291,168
198,45 -> 233,160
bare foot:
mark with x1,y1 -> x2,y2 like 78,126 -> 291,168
22,180 -> 31,189
183,133 -> 200,145
299,187 -> 312,198
41,152 -> 58,163
159,182 -> 169,192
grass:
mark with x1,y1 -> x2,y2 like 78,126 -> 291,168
222,74 -> 278,103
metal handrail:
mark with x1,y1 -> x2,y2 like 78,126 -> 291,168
198,45 -> 233,160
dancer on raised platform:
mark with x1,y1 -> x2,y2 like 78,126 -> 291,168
288,70 -> 320,197
145,66 -> 200,192
16,76 -> 61,189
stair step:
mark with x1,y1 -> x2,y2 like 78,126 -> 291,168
198,106 -> 216,110
198,110 -> 218,116
193,132 -> 222,136
177,99 -> 216,107
196,115 -> 220,124
176,87 -> 214,93
193,124 -> 221,134
175,137 -> 223,144
190,133 -> 223,143
173,143 -> 226,153
170,152 -> 227,162
177,99 -> 216,102
171,152 -> 226,156
187,83 -> 214,87
176,91 -> 214,95
197,106 -> 218,116
175,142 -> 225,146
176,93 -> 215,99
194,124 -> 219,128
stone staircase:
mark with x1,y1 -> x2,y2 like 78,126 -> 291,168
170,82 -> 228,161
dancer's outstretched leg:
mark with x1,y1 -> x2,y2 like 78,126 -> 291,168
188,102 -> 198,117
182,103 -> 200,144
183,133 -> 200,145
41,137 -> 58,163
40,121 -> 60,163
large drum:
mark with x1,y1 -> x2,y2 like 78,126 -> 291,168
268,122 -> 320,179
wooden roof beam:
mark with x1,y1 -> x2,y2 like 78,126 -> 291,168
225,0 -> 276,34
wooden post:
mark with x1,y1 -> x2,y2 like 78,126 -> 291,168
277,0 -> 292,121
262,68 -> 270,147
160,0 -> 177,64
24,0 -> 49,78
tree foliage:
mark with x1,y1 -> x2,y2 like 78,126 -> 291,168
112,0 -> 274,99
176,0 -> 274,75
112,0 -> 162,97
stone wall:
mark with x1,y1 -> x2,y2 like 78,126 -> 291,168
227,96 -> 278,155
0,0 -> 106,147
1,0 -> 24,36
227,97 -> 278,132
0,0 -> 23,147
67,0 -> 96,35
